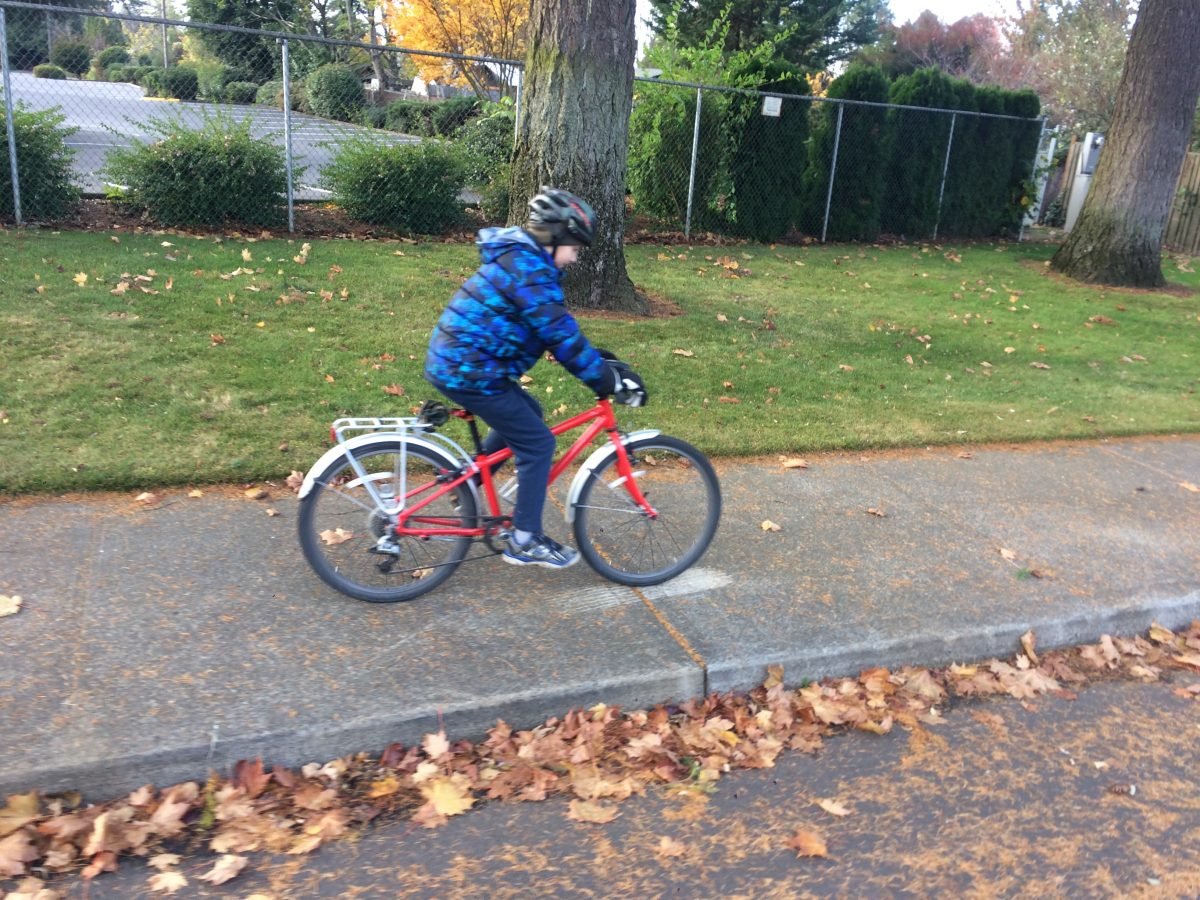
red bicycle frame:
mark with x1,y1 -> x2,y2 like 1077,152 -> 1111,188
393,398 -> 656,538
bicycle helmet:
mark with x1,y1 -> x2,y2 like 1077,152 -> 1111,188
527,187 -> 596,247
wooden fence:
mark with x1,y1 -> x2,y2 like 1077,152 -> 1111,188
1165,151 -> 1200,255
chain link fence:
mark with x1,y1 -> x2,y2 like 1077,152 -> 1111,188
2,0 -> 1044,241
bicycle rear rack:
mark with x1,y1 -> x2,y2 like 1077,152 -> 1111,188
330,416 -> 430,444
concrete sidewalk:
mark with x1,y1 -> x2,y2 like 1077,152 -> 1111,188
1,436 -> 1197,801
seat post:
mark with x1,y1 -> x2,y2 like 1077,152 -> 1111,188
464,411 -> 485,455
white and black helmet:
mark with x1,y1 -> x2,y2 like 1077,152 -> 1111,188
527,187 -> 596,247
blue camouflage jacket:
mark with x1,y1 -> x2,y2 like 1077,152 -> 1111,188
424,227 -> 612,396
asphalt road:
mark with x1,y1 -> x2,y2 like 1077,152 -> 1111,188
24,677 -> 1200,898
4,71 -> 417,199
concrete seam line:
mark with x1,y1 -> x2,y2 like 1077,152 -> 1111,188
632,586 -> 708,690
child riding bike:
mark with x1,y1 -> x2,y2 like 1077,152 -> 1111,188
423,187 -> 647,570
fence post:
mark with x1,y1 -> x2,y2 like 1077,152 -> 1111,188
160,0 -> 170,67
684,87 -> 702,240
1,8 -> 22,226
514,70 -> 521,143
1019,116 -> 1050,241
932,112 -> 956,240
280,39 -> 295,233
821,101 -> 844,244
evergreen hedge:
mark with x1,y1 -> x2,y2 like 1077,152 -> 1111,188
627,83 -> 727,230
802,63 -> 891,240
725,59 -> 810,242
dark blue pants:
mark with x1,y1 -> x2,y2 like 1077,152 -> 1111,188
437,383 -> 554,535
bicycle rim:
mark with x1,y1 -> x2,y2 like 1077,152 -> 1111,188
298,441 -> 476,602
573,436 -> 720,586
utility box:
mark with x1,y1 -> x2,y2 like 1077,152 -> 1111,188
1065,132 -> 1104,231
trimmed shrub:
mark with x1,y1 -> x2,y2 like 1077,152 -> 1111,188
431,96 -> 480,136
935,77 -> 983,237
882,67 -> 959,237
143,66 -> 199,101
195,62 -> 256,102
305,64 -> 365,122
254,80 -> 307,110
457,107 -> 514,187
360,105 -> 387,129
0,105 -> 79,219
1005,89 -> 1043,231
102,113 -> 289,228
323,139 -> 466,233
125,65 -> 154,86
32,64 -> 69,80
97,46 -> 131,68
224,81 -> 260,105
479,164 -> 511,223
163,65 -> 199,101
104,64 -> 130,82
384,99 -> 435,136
725,58 -> 810,241
802,63 -> 891,241
50,41 -> 91,77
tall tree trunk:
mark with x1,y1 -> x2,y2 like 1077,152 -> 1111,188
1051,0 -> 1200,287
509,0 -> 645,314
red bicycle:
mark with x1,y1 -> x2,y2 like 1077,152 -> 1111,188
297,397 -> 721,602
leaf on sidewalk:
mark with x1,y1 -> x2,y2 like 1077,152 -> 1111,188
567,800 -> 618,824
780,457 -> 809,469
655,836 -> 688,857
0,595 -> 23,619
785,827 -> 828,858
817,799 -> 852,817
198,854 -> 246,885
148,870 -> 188,894
1180,482 -> 1199,493
760,520 -> 782,532
319,528 -> 354,546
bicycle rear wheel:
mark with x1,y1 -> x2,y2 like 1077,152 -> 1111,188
573,435 -> 720,586
298,440 -> 476,603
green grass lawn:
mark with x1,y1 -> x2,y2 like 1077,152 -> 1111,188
1,228 -> 1197,494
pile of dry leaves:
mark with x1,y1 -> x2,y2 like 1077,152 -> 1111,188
2,622 -> 1198,895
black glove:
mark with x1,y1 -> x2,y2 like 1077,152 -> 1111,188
608,359 -> 648,408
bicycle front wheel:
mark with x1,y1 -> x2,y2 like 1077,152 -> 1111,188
298,440 -> 476,603
573,435 -> 721,586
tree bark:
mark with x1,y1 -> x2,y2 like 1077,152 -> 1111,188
1051,0 -> 1200,287
509,0 -> 646,314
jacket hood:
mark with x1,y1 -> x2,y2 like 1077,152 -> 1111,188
477,226 -> 551,265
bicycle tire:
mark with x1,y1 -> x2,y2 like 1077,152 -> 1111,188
573,435 -> 720,586
298,439 -> 477,603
